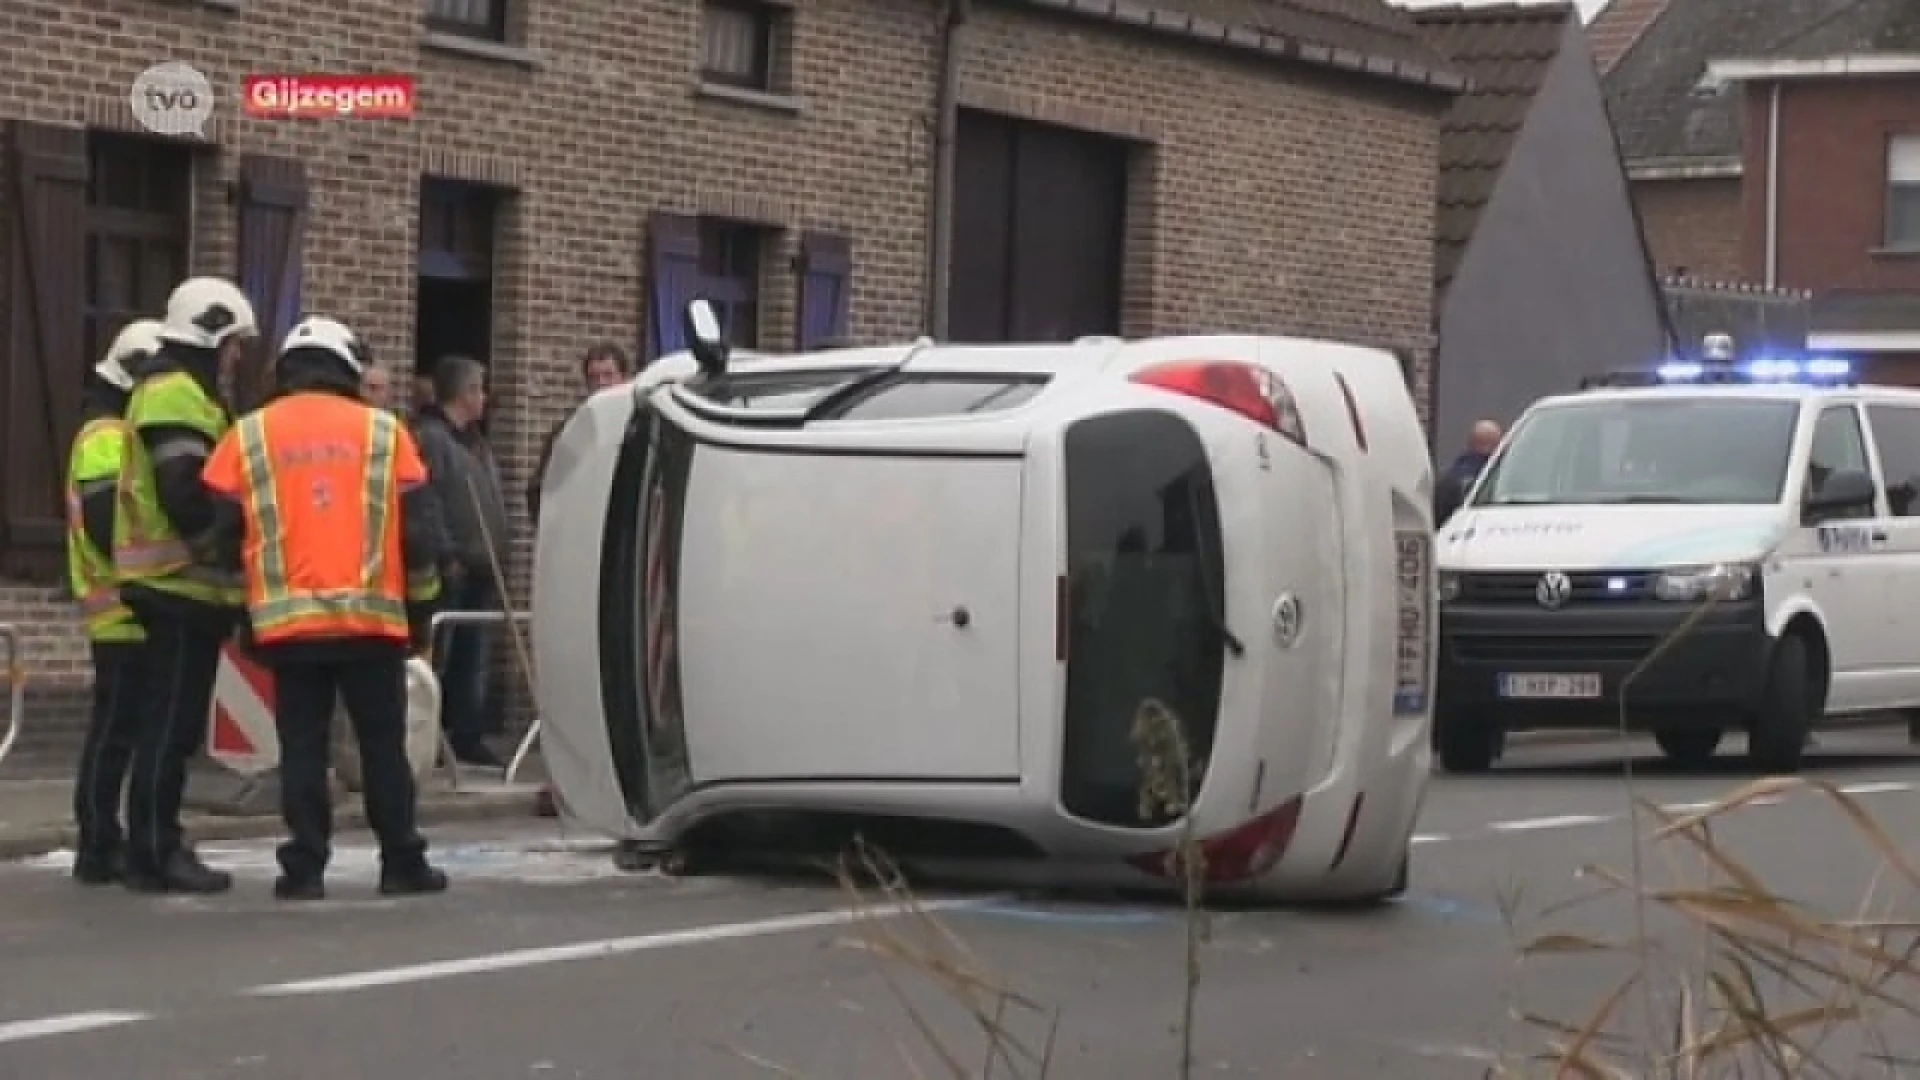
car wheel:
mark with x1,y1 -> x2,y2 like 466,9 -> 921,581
1435,707 -> 1501,773
1748,634 -> 1813,775
1653,726 -> 1722,768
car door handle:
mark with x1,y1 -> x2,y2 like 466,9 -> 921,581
1872,529 -> 1888,543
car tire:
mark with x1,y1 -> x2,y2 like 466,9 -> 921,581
1435,707 -> 1501,773
1653,726 -> 1722,768
1748,634 -> 1813,775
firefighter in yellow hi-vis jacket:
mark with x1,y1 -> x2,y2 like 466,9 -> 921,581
114,277 -> 258,895
66,318 -> 166,886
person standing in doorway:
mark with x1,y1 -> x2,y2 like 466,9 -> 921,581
203,316 -> 449,900
526,343 -> 628,523
114,277 -> 258,895
66,318 -> 166,885
1434,419 -> 1503,527
410,355 -> 512,767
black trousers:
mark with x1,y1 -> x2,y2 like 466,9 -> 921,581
268,642 -> 428,881
72,641 -> 149,857
125,617 -> 225,874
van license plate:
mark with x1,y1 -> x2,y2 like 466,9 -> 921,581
1499,673 -> 1601,699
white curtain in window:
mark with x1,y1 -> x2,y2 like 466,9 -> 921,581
1890,135 -> 1920,186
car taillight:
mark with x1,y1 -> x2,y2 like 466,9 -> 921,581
1124,796 -> 1304,885
1130,360 -> 1305,444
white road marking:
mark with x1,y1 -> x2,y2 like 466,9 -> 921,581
246,897 -> 989,997
1488,814 -> 1610,833
1411,834 -> 1447,845
1837,781 -> 1910,796
0,1011 -> 148,1045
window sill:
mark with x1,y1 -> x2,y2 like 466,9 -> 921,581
420,31 -> 542,69
695,82 -> 803,115
1871,245 -> 1920,259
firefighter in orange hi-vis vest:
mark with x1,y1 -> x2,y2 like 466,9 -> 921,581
202,316 -> 449,902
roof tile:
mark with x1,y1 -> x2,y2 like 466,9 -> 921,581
1413,2 -> 1578,291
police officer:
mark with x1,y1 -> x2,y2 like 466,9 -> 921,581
202,316 -> 448,900
115,277 -> 258,894
66,318 -> 166,885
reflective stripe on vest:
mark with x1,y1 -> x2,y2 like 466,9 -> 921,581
237,407 -> 410,642
66,417 -> 143,642
113,370 -> 239,604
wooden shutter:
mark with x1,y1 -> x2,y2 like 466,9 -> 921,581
2,121 -> 88,580
645,211 -> 702,364
795,231 -> 851,349
235,154 -> 308,410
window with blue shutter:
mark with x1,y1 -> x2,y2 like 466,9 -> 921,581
646,212 -> 703,364
795,231 -> 851,350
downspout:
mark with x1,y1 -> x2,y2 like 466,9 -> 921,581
1764,81 -> 1781,288
926,0 -> 971,339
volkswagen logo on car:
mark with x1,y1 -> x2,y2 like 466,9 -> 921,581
1535,571 -> 1572,610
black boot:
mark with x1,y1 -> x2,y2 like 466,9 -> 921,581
273,875 -> 325,901
124,848 -> 233,895
72,847 -> 124,886
379,862 -> 449,897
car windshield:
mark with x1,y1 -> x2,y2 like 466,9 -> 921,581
1472,397 -> 1801,507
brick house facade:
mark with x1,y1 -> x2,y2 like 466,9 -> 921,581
0,0 -> 1459,765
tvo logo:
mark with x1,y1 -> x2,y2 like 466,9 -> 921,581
130,62 -> 214,137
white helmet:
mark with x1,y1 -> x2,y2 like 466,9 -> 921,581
157,277 -> 258,349
96,318 -> 166,391
280,315 -> 371,375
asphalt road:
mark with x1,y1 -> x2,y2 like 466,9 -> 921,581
5,729 -> 1920,1080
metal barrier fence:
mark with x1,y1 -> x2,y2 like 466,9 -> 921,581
0,625 -> 19,771
427,609 -> 538,789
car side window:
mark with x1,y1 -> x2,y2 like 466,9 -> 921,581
1867,404 -> 1920,516
1806,405 -> 1873,517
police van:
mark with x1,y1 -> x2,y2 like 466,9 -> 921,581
1434,356 -> 1920,774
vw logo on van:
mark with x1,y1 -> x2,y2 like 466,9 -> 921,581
1535,571 -> 1573,610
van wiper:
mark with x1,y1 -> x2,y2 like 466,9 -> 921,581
1185,480 -> 1245,658
1600,495 -> 1696,504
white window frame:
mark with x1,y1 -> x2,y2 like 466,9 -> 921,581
1886,135 -> 1920,249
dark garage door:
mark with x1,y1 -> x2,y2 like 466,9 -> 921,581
950,110 -> 1127,344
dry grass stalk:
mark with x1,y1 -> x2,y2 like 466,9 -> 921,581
1507,778 -> 1920,1078
733,698 -> 1214,1078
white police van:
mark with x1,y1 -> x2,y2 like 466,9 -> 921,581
1434,356 -> 1920,774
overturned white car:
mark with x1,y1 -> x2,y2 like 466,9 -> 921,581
531,304 -> 1436,902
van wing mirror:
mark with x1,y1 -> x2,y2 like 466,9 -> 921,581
1803,469 -> 1877,521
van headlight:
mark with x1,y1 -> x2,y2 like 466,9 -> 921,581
1653,563 -> 1756,603
1438,572 -> 1462,602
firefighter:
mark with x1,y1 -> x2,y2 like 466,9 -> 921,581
67,318 -> 167,885
201,315 -> 448,900
114,277 -> 257,894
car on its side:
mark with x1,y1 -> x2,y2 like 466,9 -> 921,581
530,303 -> 1436,903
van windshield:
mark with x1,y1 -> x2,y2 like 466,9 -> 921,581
1472,398 -> 1801,507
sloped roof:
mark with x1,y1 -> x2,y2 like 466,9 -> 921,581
1605,0 -> 1920,167
1012,0 -> 1465,91
1585,0 -> 1673,74
1412,2 -> 1578,292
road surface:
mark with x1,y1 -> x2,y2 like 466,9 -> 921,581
4,729 -> 1919,1079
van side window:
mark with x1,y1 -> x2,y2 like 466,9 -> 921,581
1807,405 -> 1873,518
1867,405 -> 1920,516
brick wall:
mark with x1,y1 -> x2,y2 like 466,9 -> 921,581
1632,175 -> 1744,281
0,0 -> 1444,764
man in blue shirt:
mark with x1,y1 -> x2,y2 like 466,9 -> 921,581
1435,419 -> 1502,526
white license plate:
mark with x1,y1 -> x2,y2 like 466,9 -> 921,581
1393,531 -> 1431,715
1499,673 -> 1602,699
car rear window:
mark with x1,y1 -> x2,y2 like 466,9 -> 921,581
1059,409 -> 1226,829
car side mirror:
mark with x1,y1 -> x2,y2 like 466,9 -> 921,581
683,298 -> 728,378
1803,469 -> 1877,523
